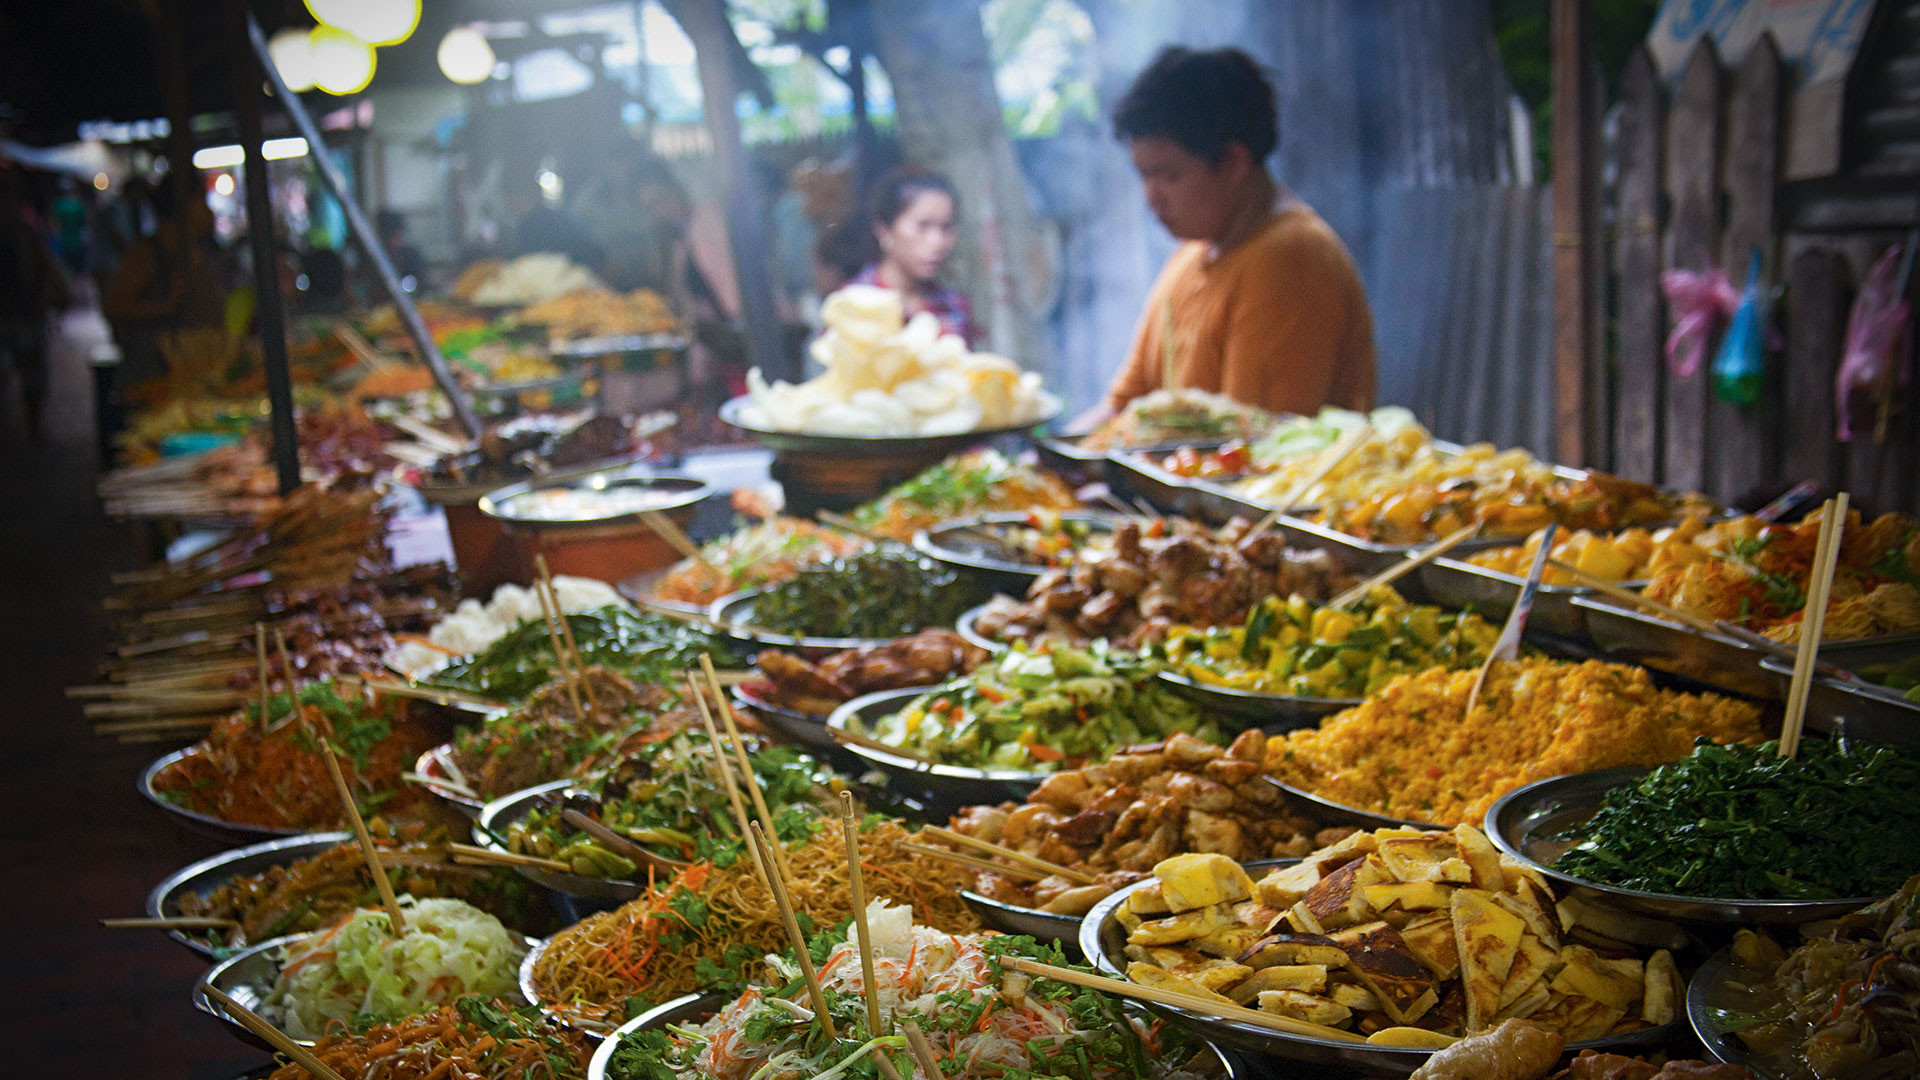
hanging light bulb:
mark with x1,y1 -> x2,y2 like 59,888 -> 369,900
304,0 -> 419,47
437,27 -> 496,86
310,26 -> 376,96
267,28 -> 318,92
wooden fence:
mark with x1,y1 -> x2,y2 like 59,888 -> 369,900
1605,35 -> 1918,512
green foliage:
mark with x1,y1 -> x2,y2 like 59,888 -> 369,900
1491,0 -> 1662,176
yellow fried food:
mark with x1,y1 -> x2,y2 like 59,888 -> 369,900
1264,658 -> 1767,827
1465,516 -> 1713,585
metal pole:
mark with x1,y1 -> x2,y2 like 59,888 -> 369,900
228,0 -> 300,493
244,12 -> 484,440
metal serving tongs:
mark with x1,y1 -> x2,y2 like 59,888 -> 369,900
1464,523 -> 1558,715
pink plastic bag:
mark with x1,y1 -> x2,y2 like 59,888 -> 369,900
1661,266 -> 1738,378
1836,244 -> 1913,442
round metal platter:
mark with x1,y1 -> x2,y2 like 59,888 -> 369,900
954,601 -> 1013,655
196,930 -> 539,1052
718,394 -> 1061,456
1686,946 -> 1770,1072
414,744 -> 485,818
1262,775 -> 1435,832
826,687 -> 1047,813
586,991 -> 1246,1079
474,780 -> 662,906
147,833 -> 351,960
959,889 -> 1084,950
730,684 -> 838,759
478,470 -> 710,530
708,590 -> 896,654
1484,767 -> 1882,925
912,510 -> 1121,594
1079,863 -> 1680,1074
140,748 -> 308,845
1156,670 -> 1360,731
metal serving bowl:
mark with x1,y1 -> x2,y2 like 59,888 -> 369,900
414,744 -> 485,818
1263,776 -> 1436,832
1574,597 -> 1783,699
709,589 -> 897,654
478,471 -> 710,531
147,833 -> 351,960
731,683 -> 839,760
826,687 -> 1047,815
140,748 -> 309,845
913,510 -> 1121,596
195,929 -> 538,1051
1484,766 -> 1883,925
1418,555 -> 1639,640
718,393 -> 1062,457
1080,860 -> 1678,1075
1156,671 -> 1360,732
959,889 -> 1085,951
954,601 -> 1014,654
586,990 -> 1247,1079
474,780 -> 660,907
1686,946 -> 1769,1071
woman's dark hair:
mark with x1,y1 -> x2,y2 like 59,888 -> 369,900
859,167 -> 956,268
1113,46 -> 1278,165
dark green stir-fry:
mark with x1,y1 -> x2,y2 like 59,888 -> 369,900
750,543 -> 987,640
432,606 -> 740,699
1552,738 -> 1920,900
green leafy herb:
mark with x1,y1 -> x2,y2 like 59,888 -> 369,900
750,543 -> 988,640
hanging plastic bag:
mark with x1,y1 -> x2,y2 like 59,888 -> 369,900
1661,264 -> 1738,378
1712,250 -> 1773,406
1835,241 -> 1914,443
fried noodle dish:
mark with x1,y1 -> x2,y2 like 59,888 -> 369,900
266,997 -> 598,1080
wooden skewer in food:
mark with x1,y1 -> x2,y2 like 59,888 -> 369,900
99,916 -> 239,930
896,840 -> 1052,883
840,792 -> 886,1040
562,808 -> 685,876
1250,421 -> 1375,537
686,671 -> 771,890
997,956 -> 1375,1045
333,676 -> 505,711
639,509 -> 718,575
900,1021 -> 946,1079
320,743 -> 407,935
633,597 -> 794,645
202,985 -> 349,1080
920,824 -> 1096,885
1327,523 -> 1481,610
816,509 -> 887,542
829,725 -> 938,766
748,821 -> 837,1039
533,580 -> 586,722
254,623 -> 271,732
703,654 -> 795,887
1780,494 -> 1848,758
535,554 -> 597,711
446,842 -> 573,874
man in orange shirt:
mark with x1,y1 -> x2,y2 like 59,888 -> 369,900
1075,47 -> 1377,428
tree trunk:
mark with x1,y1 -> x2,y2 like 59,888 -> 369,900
871,0 -> 1053,372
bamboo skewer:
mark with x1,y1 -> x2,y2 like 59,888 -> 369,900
1780,494 -> 1848,758
100,916 -> 239,930
332,677 -> 505,711
534,582 -> 586,723
687,672 -> 771,890
536,555 -> 597,711
841,792 -> 885,1040
998,957 -> 1375,1044
1160,292 -> 1177,390
446,842 -> 573,874
321,744 -> 407,936
900,1021 -> 946,1080
816,509 -> 887,542
703,654 -> 795,888
202,986 -> 350,1080
748,821 -> 838,1039
640,509 -> 718,575
830,725 -> 937,766
920,825 -> 1096,885
1250,422 -> 1374,536
562,809 -> 684,876
1327,523 -> 1482,609
254,623 -> 270,731
897,840 -> 1052,882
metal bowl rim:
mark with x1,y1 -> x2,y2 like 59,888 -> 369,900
709,590 -> 904,652
1264,775 -> 1435,831
826,687 -> 1054,785
415,743 -> 486,814
718,393 -> 1063,450
1685,946 -> 1766,1070
1155,669 -> 1363,712
912,510 -> 1124,580
141,748 -> 309,840
475,778 -> 672,893
148,833 -> 353,958
477,470 -> 710,528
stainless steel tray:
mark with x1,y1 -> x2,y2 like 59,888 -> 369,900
1484,766 -> 1881,925
1686,946 -> 1770,1071
140,748 -> 307,845
828,688 -> 1047,815
719,394 -> 1060,456
148,833 -> 350,959
960,889 -> 1083,950
1264,777 -> 1435,831
709,590 -> 898,655
1574,597 -> 1781,698
1758,637 -> 1920,748
1080,861 -> 1679,1075
478,470 -> 709,530
1418,556 -> 1642,640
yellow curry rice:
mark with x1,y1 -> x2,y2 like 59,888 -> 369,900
1263,657 -> 1767,826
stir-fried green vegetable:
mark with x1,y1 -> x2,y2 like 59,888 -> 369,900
432,606 -> 739,700
507,730 -> 840,878
858,643 -> 1221,772
1854,653 -> 1920,704
1156,586 -> 1498,698
1552,738 -> 1920,900
749,543 -> 987,640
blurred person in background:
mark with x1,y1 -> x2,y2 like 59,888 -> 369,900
102,181 -> 223,385
50,179 -> 90,280
375,209 -> 426,293
0,168 -> 68,437
632,157 -> 743,324
849,167 -> 974,345
505,174 -> 604,270
1076,46 -> 1376,429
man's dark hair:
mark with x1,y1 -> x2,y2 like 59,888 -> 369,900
1113,46 -> 1278,166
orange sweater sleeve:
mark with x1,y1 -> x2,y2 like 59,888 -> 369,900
1216,229 -> 1357,416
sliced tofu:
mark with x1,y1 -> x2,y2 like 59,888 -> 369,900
1190,923 -> 1268,960
1498,854 -> 1552,897
1397,911 -> 1461,982
1287,900 -> 1326,935
1527,991 -> 1626,1042
1126,881 -> 1172,916
1154,853 -> 1254,911
1492,982 -> 1551,1022
1497,880 -> 1561,949
1450,825 -> 1505,891
1374,834 -> 1466,883
1302,855 -> 1391,930
1127,903 -> 1235,947
1495,931 -> 1559,1012
1126,961 -> 1235,1006
1224,964 -> 1329,1004
1328,921 -> 1440,1025
1254,860 -> 1323,910
1641,949 -> 1679,1025
1327,980 -> 1381,1012
1168,955 -> 1256,994
1257,990 -> 1353,1029
1450,887 -> 1526,1032
1115,906 -> 1144,935
1549,945 -> 1642,1012
1363,880 -> 1455,914
1237,931 -> 1349,970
